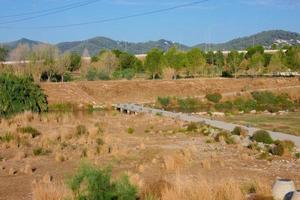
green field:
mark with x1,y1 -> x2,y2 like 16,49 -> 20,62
223,112 -> 300,136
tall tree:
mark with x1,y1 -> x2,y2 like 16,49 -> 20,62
268,52 -> 287,73
186,48 -> 206,76
284,46 -> 300,71
0,47 -> 8,62
145,48 -> 164,79
248,52 -> 265,76
227,51 -> 243,78
164,47 -> 188,79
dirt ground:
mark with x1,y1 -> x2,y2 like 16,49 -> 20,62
0,111 -> 299,200
40,77 -> 300,105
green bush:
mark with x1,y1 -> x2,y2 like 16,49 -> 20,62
295,152 -> 300,159
17,126 -> 40,138
98,71 -> 110,80
252,130 -> 273,144
86,68 -> 98,81
215,101 -> 233,112
76,125 -> 87,136
67,162 -> 137,200
0,74 -> 48,117
157,97 -> 171,109
48,103 -> 75,112
233,98 -> 257,113
127,127 -> 135,134
274,140 -> 295,152
232,126 -> 242,136
205,93 -> 222,103
178,97 -> 199,113
112,69 -> 135,80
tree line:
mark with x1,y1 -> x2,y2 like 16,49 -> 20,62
1,44 -> 299,82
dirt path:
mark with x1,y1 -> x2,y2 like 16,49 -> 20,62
115,103 -> 300,148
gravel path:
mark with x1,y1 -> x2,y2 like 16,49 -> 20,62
114,103 -> 300,148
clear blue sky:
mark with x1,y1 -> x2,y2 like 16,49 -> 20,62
0,0 -> 299,45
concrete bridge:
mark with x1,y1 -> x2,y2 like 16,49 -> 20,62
113,103 -> 300,148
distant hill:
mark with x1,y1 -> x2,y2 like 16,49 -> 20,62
2,38 -> 44,50
56,37 -> 189,55
194,30 -> 300,51
1,30 -> 300,56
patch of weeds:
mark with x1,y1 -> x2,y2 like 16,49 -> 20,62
17,126 -> 40,138
156,112 -> 162,117
271,143 -> 284,156
81,148 -> 87,158
60,142 -> 68,150
186,122 -> 198,132
76,125 -> 87,136
205,139 -> 214,143
258,151 -> 272,161
242,181 -> 259,194
33,147 -> 51,156
252,130 -> 273,144
0,133 -> 14,143
232,126 -> 242,136
295,152 -> 300,159
96,138 -> 104,146
144,129 -> 150,133
48,103 -> 75,112
127,127 -> 135,134
67,162 -> 137,200
206,93 -> 222,103
215,132 -> 235,144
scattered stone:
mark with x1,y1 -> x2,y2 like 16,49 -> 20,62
250,110 -> 257,114
24,164 -> 36,175
9,168 -> 17,175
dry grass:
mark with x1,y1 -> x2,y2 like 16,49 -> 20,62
32,182 -> 69,200
161,174 -> 246,200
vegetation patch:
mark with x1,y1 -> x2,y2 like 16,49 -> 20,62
0,74 -> 48,117
205,93 -> 222,103
252,130 -> 273,144
0,133 -> 14,143
17,126 -> 41,138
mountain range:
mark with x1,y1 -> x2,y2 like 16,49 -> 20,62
1,30 -> 300,56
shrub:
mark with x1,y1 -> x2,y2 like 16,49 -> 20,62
274,140 -> 295,152
48,103 -> 75,112
215,132 -> 235,144
0,74 -> 48,117
98,71 -> 110,80
17,126 -> 40,138
233,98 -> 257,113
86,67 -> 98,81
252,130 -> 273,144
215,101 -> 233,112
187,122 -> 198,132
127,127 -> 135,134
157,97 -> 171,109
295,152 -> 300,159
205,93 -> 222,103
67,162 -> 137,200
112,69 -> 135,80
33,147 -> 51,156
271,143 -> 285,156
76,125 -> 87,136
232,126 -> 242,136
178,97 -> 199,113
0,133 -> 14,143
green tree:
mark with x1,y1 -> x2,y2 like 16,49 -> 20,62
0,47 -> 8,61
68,52 -> 81,72
245,45 -> 264,59
284,46 -> 300,71
145,48 -> 164,79
248,52 -> 265,76
268,52 -> 287,73
186,48 -> 206,76
227,51 -> 243,78
164,47 -> 188,79
215,51 -> 225,68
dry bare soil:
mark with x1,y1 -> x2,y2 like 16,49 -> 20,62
0,111 -> 300,200
41,78 -> 300,105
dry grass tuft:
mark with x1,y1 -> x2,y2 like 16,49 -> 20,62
161,175 -> 246,200
32,182 -> 69,200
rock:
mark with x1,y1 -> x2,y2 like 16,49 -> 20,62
55,153 -> 65,162
231,135 -> 241,144
0,165 -> 5,170
212,112 -> 225,117
42,173 -> 53,183
9,168 -> 17,175
241,137 -> 252,147
250,110 -> 257,114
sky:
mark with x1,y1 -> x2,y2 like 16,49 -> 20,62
0,0 -> 299,45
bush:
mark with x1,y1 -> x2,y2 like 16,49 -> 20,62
48,103 -> 75,112
112,69 -> 135,80
271,143 -> 285,156
205,93 -> 222,103
295,152 -> 300,159
274,140 -> 295,152
18,126 -> 40,138
67,162 -> 137,200
215,101 -> 233,112
33,147 -> 51,156
233,98 -> 257,113
178,97 -> 199,113
0,74 -> 48,117
127,127 -> 135,134
86,67 -> 98,81
76,125 -> 87,136
157,97 -> 171,109
232,126 -> 242,136
252,130 -> 273,144
98,71 -> 110,80
215,132 -> 235,144
187,122 -> 198,132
